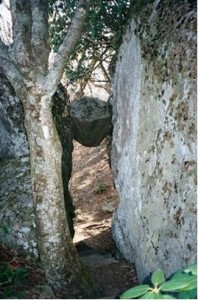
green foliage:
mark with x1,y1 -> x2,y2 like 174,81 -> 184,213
0,224 -> 11,235
151,269 -> 165,286
49,0 -> 131,86
120,264 -> 197,299
0,225 -> 27,298
121,285 -> 150,298
131,0 -> 154,15
0,266 -> 27,284
0,264 -> 27,298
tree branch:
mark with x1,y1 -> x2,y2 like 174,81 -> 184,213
10,0 -> 33,77
0,0 -> 12,45
99,62 -> 111,83
45,0 -> 91,95
30,0 -> 50,75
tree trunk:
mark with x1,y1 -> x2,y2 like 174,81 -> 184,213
0,0 -> 95,297
23,92 -> 95,298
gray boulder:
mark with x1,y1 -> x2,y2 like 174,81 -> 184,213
111,0 -> 197,282
0,68 -> 37,256
0,68 -> 29,158
70,96 -> 112,147
0,157 -> 37,257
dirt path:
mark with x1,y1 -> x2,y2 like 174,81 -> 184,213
71,141 -> 138,298
71,140 -> 118,250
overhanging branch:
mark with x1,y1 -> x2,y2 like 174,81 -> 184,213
45,0 -> 91,95
30,0 -> 50,74
10,0 -> 33,76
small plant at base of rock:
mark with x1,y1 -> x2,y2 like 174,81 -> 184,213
0,225 -> 27,298
0,258 -> 28,298
0,224 -> 11,235
120,263 -> 197,299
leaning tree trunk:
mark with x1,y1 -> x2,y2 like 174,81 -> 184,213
23,92 -> 95,298
0,0 -> 95,297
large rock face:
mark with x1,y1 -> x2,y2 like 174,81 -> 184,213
0,69 -> 37,256
0,69 -> 29,159
111,0 -> 197,282
0,158 -> 37,256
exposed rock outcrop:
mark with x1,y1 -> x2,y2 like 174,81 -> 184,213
0,158 -> 37,256
111,0 -> 197,282
70,97 -> 112,147
0,68 -> 29,159
0,69 -> 37,256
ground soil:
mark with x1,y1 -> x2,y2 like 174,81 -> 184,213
71,141 -> 138,298
0,140 -> 138,299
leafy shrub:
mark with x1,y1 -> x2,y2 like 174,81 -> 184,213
120,264 -> 197,299
0,224 -> 11,235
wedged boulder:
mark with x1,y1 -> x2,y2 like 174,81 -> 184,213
70,96 -> 112,147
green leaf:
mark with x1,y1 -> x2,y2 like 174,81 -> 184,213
171,271 -> 189,281
151,269 -> 166,286
0,266 -> 14,283
180,276 -> 197,291
142,291 -> 164,299
120,285 -> 150,299
171,271 -> 195,284
178,288 -> 197,299
15,267 -> 27,283
0,224 -> 11,235
160,279 -> 189,292
161,295 -> 176,299
15,267 -> 27,276
170,271 -> 197,291
3,287 -> 15,298
184,264 -> 197,276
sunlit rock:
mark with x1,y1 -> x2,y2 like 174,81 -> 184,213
111,0 -> 197,282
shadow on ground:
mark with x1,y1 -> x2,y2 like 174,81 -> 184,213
75,229 -> 138,299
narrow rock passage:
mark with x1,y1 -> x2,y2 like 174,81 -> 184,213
70,141 -> 138,298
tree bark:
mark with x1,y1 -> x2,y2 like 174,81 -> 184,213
0,0 -> 96,297
45,0 -> 91,95
23,91 -> 95,297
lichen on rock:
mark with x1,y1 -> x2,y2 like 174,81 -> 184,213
111,0 -> 197,282
0,157 -> 38,257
